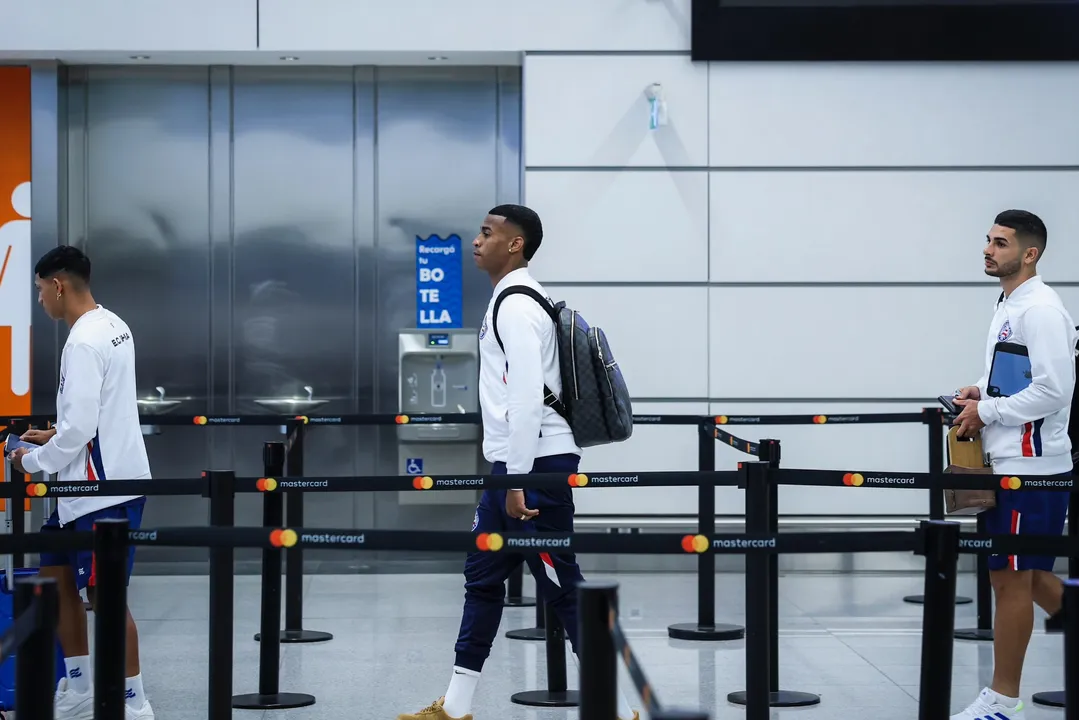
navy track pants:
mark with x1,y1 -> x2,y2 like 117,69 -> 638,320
453,452 -> 585,672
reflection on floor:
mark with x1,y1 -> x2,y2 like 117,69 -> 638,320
109,572 -> 1064,719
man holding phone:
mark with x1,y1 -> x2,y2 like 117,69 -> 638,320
950,210 -> 1076,720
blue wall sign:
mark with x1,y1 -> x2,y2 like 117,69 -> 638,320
405,457 -> 423,474
416,234 -> 463,328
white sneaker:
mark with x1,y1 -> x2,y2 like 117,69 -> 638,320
950,687 -> 1026,720
54,678 -> 94,720
125,700 -> 154,720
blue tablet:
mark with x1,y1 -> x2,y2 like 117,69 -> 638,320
987,342 -> 1032,398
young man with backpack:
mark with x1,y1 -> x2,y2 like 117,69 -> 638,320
397,205 -> 636,720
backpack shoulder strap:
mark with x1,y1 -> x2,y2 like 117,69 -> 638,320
492,285 -> 557,354
491,285 -> 568,420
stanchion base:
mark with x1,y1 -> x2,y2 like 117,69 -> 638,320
1032,690 -> 1064,708
667,622 -> 745,642
726,690 -> 821,707
953,628 -> 994,642
902,594 -> 972,605
255,630 -> 335,643
510,690 -> 580,708
254,628 -> 335,643
504,596 -> 537,608
231,692 -> 316,710
505,626 -> 546,641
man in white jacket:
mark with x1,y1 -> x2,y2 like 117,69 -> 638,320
950,210 -> 1075,720
397,206 -> 637,720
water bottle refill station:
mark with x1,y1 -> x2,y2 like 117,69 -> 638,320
396,329 -> 481,505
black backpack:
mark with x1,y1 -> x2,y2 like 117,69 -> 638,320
492,286 -> 633,448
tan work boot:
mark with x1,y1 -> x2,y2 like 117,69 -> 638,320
396,697 -> 473,720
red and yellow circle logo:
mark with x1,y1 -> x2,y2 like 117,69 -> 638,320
568,474 -> 589,487
193,416 -> 208,425
1000,476 -> 1022,490
842,472 -> 864,486
269,529 -> 298,548
395,415 -> 410,424
715,415 -> 728,424
294,415 -> 309,424
256,477 -> 278,492
25,483 -> 47,497
680,534 -> 709,553
412,476 -> 434,490
813,415 -> 828,424
476,533 -> 504,551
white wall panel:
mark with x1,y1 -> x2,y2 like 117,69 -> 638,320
526,171 -> 708,282
710,403 -> 933,516
709,170 -> 1079,283
544,286 -> 709,399
524,55 -> 708,167
574,402 -> 707,516
259,0 -> 691,53
708,64 -> 1079,168
0,0 -> 256,52
709,286 -> 1079,400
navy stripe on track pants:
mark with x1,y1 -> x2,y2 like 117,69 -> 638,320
453,452 -> 585,673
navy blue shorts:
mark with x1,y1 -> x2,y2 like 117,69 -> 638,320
984,476 -> 1070,572
39,498 -> 146,591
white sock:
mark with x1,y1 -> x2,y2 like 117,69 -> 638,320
442,666 -> 480,718
573,652 -> 635,719
125,674 -> 145,709
64,656 -> 91,694
992,690 -> 1019,709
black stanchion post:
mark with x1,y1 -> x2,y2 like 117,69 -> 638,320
1032,488 -> 1078,709
577,581 -> 618,720
281,423 -> 333,644
208,470 -> 236,720
727,460 -> 771,719
92,518 -> 129,720
1063,578 -> 1079,718
505,588 -> 547,641
504,564 -> 536,608
755,440 -> 818,708
15,576 -> 58,720
667,421 -> 745,642
235,442 -> 316,710
954,511 -> 994,642
906,407 -> 972,606
510,601 -> 579,707
917,520 -> 960,720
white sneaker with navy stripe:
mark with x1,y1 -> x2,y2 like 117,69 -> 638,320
950,687 -> 1026,720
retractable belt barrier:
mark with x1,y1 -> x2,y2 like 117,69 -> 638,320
0,467 -> 1072,500
9,406 -> 1062,719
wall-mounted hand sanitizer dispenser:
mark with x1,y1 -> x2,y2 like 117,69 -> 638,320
397,329 -> 481,505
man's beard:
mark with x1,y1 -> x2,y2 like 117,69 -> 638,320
986,258 -> 1021,277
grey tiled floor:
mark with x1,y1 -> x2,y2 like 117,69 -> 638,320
112,572 -> 1066,719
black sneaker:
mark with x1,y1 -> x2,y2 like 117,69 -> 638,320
1046,609 -> 1064,633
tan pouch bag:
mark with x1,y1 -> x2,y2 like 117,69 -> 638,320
943,426 -> 996,515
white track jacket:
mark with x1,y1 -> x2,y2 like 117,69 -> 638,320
21,306 -> 150,525
974,276 -> 1078,475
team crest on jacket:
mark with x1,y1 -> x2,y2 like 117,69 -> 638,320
471,509 -> 479,531
998,321 -> 1012,342
479,315 -> 488,340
